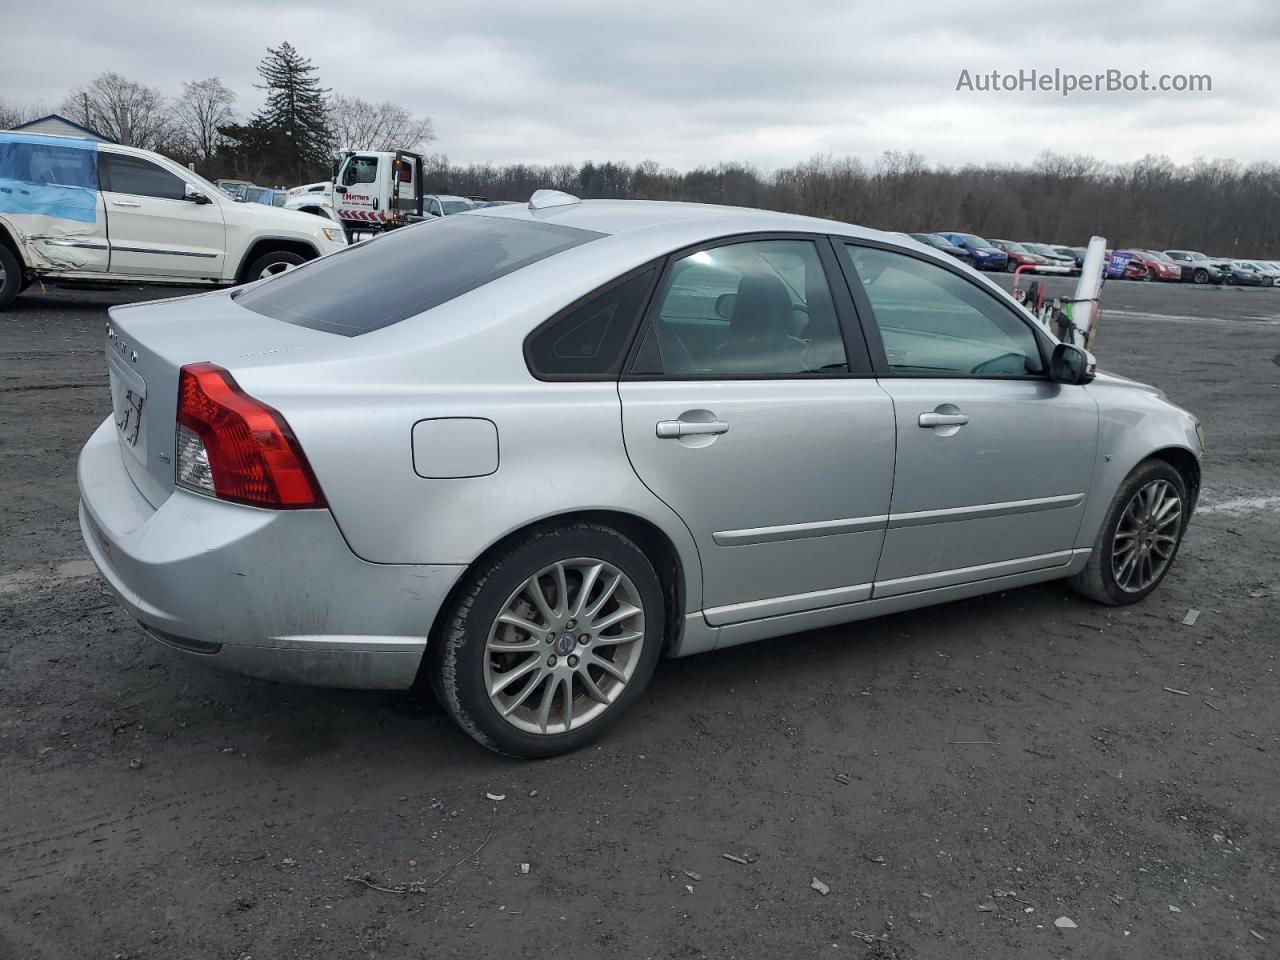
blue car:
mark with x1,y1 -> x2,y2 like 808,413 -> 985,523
934,232 -> 1009,271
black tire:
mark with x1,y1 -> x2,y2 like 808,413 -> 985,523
1193,268 -> 1209,284
1005,260 -> 1018,273
1070,459 -> 1190,606
1143,267 -> 1155,281
0,243 -> 23,310
245,249 -> 307,283
430,523 -> 665,758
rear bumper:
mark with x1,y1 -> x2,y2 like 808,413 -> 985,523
78,417 -> 464,689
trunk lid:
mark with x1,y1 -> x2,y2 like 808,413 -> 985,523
104,290 -> 335,508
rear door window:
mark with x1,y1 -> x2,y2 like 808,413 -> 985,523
235,214 -> 603,336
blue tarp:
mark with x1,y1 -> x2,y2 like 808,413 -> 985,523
0,133 -> 99,224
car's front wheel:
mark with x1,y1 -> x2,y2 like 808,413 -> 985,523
1193,268 -> 1209,284
1070,459 -> 1189,605
247,249 -> 307,282
430,523 -> 665,757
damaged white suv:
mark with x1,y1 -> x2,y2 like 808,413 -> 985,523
0,132 -> 346,308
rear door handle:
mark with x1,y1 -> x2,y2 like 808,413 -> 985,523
111,200 -> 141,208
656,419 -> 729,438
918,412 -> 969,428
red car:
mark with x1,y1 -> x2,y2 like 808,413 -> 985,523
988,239 -> 1050,272
1119,249 -> 1182,281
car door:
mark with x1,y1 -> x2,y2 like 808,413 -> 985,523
836,241 -> 1099,598
98,150 -> 225,279
0,135 -> 109,273
619,236 -> 896,625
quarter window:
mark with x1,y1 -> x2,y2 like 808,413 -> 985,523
525,269 -> 657,379
843,245 -> 1044,377
100,153 -> 186,200
631,239 -> 847,377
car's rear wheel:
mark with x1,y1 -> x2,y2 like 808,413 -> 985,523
247,249 -> 307,282
0,244 -> 23,309
1070,460 -> 1189,605
431,523 -> 665,757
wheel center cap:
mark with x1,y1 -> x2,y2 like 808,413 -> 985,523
554,633 -> 576,656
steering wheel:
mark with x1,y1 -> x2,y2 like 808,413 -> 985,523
970,352 -> 1026,375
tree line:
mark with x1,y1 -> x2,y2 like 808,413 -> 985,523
0,43 -> 434,187
427,152 -> 1280,257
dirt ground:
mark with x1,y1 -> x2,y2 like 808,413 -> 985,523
1,276 -> 1278,960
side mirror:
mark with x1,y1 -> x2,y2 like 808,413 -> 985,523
183,184 -> 211,205
1050,343 -> 1095,385
714,292 -> 736,320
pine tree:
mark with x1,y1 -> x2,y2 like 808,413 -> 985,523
253,42 -> 332,182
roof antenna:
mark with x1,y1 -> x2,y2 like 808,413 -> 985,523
529,189 -> 580,211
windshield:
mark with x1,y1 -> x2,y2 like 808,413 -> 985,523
949,233 -> 990,248
441,199 -> 477,215
996,241 -> 1028,253
235,214 -> 604,336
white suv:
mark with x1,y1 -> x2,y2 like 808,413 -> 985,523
0,132 -> 346,308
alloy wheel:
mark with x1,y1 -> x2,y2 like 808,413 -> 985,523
484,558 -> 646,735
258,261 -> 296,279
1112,479 -> 1182,593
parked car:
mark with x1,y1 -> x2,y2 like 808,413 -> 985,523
78,192 -> 1203,756
1142,250 -> 1192,283
1226,260 -> 1272,286
934,231 -> 1009,270
1239,260 -> 1280,286
423,194 -> 479,217
987,239 -> 1050,272
1120,250 -> 1181,282
909,232 -> 974,263
1050,246 -> 1090,270
1164,250 -> 1226,284
1020,242 -> 1079,272
0,133 -> 347,308
240,185 -> 287,207
1104,250 -> 1148,280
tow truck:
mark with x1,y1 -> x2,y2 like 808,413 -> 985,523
284,149 -> 425,240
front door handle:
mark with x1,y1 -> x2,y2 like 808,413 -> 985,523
918,411 -> 969,428
111,200 -> 141,208
656,419 -> 729,439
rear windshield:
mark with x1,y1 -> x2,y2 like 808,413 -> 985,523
235,214 -> 603,336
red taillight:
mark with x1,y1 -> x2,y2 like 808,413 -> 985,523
176,362 -> 325,509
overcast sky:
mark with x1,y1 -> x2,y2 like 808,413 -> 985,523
4,0 -> 1277,171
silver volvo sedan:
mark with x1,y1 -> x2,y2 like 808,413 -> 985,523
78,192 -> 1203,756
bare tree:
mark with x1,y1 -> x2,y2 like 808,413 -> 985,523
327,95 -> 434,151
0,99 -> 46,130
62,73 -> 172,149
173,78 -> 236,160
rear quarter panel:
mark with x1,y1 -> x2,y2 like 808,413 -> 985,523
225,239 -> 708,612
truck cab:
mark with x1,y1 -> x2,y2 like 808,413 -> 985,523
285,149 -> 424,240
0,133 -> 347,309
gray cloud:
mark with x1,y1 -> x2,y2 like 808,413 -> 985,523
3,0 -> 1277,170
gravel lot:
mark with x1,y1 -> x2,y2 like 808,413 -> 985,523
2,276 -> 1278,960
